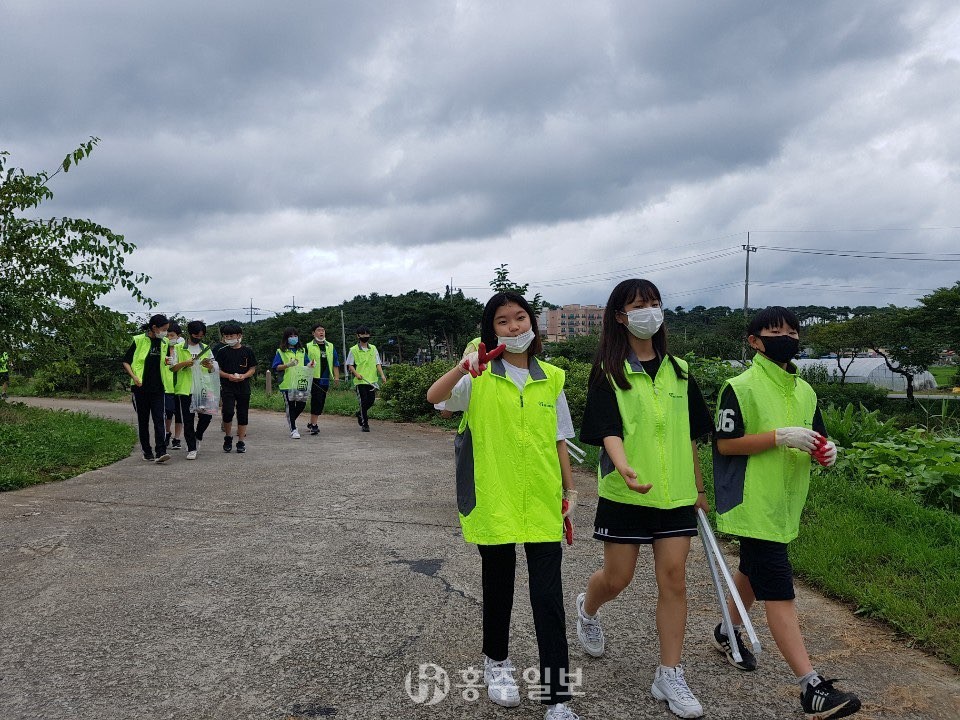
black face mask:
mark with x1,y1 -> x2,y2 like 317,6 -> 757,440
758,334 -> 800,364
358,336 -> 371,342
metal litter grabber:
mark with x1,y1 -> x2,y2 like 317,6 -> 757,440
697,508 -> 761,661
566,440 -> 587,464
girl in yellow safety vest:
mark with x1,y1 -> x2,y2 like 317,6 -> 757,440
574,279 -> 713,720
121,313 -> 172,464
271,327 -> 310,439
427,292 -> 582,720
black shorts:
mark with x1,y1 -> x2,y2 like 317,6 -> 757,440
593,498 -> 698,544
736,536 -> 795,601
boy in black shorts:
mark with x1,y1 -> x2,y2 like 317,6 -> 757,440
712,307 -> 860,719
215,323 -> 257,454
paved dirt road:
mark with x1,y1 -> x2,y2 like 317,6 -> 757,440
1,398 -> 957,720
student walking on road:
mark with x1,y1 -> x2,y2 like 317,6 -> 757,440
271,327 -> 309,439
121,314 -> 172,464
168,320 -> 216,459
427,292 -> 582,720
305,324 -> 340,436
574,279 -> 712,719
161,322 -> 185,451
712,306 -> 860,720
215,323 -> 257,454
346,326 -> 386,433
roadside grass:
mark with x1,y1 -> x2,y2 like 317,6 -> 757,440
698,447 -> 960,669
0,402 -> 137,492
7,374 -> 128,402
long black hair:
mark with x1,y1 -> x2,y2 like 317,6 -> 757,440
589,278 -> 684,390
480,292 -> 542,358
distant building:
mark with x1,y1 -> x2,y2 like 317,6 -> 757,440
541,304 -> 605,342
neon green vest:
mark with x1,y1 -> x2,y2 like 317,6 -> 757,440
598,356 -> 696,509
0,352 -> 8,373
456,357 -> 565,544
172,343 -> 213,395
462,337 -> 482,359
277,348 -> 308,390
349,343 -> 379,386
160,341 -> 182,393
306,340 -> 336,380
715,353 -> 818,543
129,334 -> 168,388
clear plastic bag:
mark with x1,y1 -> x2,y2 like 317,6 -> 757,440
286,362 -> 313,402
190,361 -> 220,414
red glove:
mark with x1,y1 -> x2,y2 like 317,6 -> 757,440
460,342 -> 507,378
812,433 -> 837,467
562,499 -> 574,545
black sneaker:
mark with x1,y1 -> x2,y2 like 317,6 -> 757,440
309,424 -> 319,436
223,436 -> 233,453
171,438 -> 182,450
800,676 -> 861,719
712,623 -> 756,671
155,452 -> 171,464
235,440 -> 246,453
361,425 -> 370,432
142,452 -> 155,461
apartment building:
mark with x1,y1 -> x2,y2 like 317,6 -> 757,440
540,304 -> 605,342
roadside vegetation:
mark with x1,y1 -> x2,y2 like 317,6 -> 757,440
0,402 -> 137,492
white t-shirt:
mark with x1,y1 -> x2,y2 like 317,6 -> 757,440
187,343 -> 219,374
443,363 -> 575,441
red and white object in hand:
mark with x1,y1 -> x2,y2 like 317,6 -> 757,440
460,342 -> 507,378
812,433 -> 837,467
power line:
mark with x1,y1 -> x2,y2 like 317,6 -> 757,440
753,246 -> 960,261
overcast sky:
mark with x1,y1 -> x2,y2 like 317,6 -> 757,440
3,1 -> 960,324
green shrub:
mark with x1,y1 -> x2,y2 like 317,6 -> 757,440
379,360 -> 451,421
798,362 -> 831,385
32,360 -> 82,396
842,428 -> 960,513
820,403 -> 899,448
548,357 -> 591,429
684,354 -> 744,412
810,381 -> 889,411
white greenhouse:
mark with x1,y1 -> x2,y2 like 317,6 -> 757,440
794,358 -> 937,392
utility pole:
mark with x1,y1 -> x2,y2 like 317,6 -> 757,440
284,296 -> 303,313
743,232 -> 757,318
248,298 -> 261,324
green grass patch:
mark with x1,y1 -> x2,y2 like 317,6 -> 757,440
0,402 -> 138,491
929,365 -> 958,389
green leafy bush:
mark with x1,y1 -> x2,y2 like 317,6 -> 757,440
843,428 -> 960,513
810,381 -> 889,412
32,359 -> 82,396
379,360 -> 450,421
820,403 -> 899,448
684,354 -> 744,412
548,357 -> 591,429
798,362 -> 831,385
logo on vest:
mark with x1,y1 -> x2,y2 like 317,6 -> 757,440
538,401 -> 554,409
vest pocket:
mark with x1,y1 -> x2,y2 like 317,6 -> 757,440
454,426 -> 477,516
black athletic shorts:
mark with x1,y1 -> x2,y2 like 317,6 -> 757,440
593,498 -> 698,544
736,536 -> 795,601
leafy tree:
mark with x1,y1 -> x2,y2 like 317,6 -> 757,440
0,139 -> 152,365
544,331 -> 599,363
807,321 -> 867,384
854,309 -> 941,402
489,263 -> 544,316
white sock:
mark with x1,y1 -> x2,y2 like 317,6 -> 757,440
798,670 -> 819,692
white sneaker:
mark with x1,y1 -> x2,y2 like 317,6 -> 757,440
186,450 -> 197,460
545,703 -> 580,720
651,664 -> 703,718
483,656 -> 521,708
576,592 -> 605,657
290,429 -> 301,439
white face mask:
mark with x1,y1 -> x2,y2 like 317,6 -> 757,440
172,337 -> 184,345
224,338 -> 240,346
497,328 -> 536,354
154,330 -> 168,339
624,307 -> 664,339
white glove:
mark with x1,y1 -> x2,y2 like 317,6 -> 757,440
775,427 -> 819,452
562,489 -> 578,518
